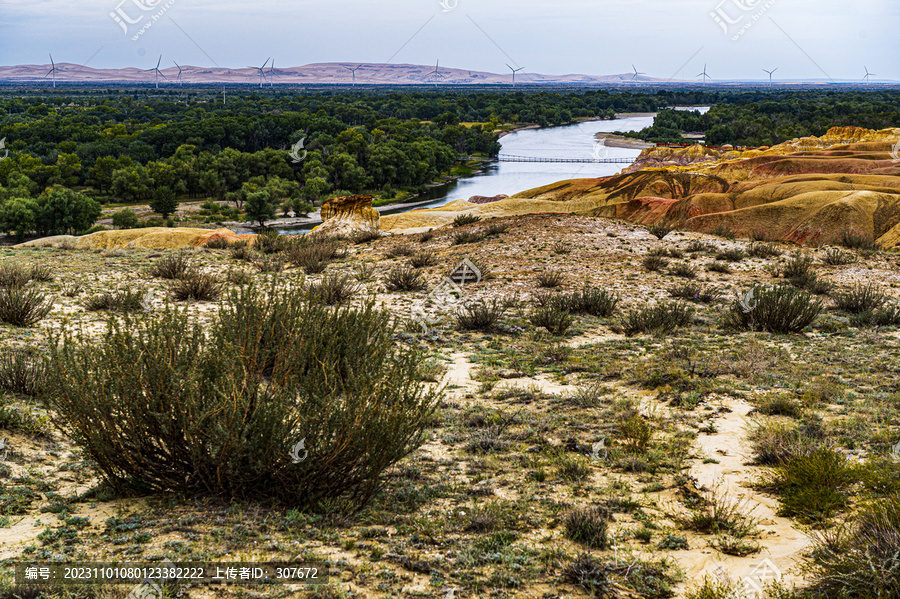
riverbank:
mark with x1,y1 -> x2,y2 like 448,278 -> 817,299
593,132 -> 655,149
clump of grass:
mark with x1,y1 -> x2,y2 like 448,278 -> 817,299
0,287 -> 53,327
621,302 -> 693,336
715,248 -> 745,262
352,261 -> 377,282
724,284 -> 822,333
85,289 -> 145,313
456,299 -> 505,331
408,250 -> 436,269
753,392 -> 805,418
564,507 -> 609,548
150,254 -> 193,279
782,251 -> 814,281
285,236 -> 340,274
536,269 -> 565,288
203,236 -> 232,249
643,255 -> 669,271
253,255 -> 284,273
254,230 -> 286,254
305,274 -> 358,306
833,283 -> 886,314
618,411 -> 652,453
552,240 -> 572,254
684,486 -> 758,538
711,223 -> 738,240
669,263 -> 697,279
452,214 -> 482,227
684,577 -> 737,599
485,222 -> 508,236
838,229 -> 877,251
225,268 -> 253,285
768,446 -> 858,523
350,230 -> 381,244
230,240 -> 256,262
0,349 -> 46,396
686,240 -> 714,253
452,230 -> 485,245
554,450 -> 591,481
748,242 -> 782,258
647,220 -> 677,240
0,264 -> 33,288
27,264 -> 53,283
387,244 -> 414,258
821,247 -> 855,265
562,553 -> 676,598
706,261 -> 731,274
170,273 -> 223,301
748,420 -> 822,466
668,282 -> 721,304
383,265 -> 427,291
530,305 -> 572,335
565,286 -> 619,316
749,228 -> 775,242
418,230 -> 435,243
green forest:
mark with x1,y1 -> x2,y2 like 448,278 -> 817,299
0,87 -> 897,240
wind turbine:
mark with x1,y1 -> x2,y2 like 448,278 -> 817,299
248,58 -> 270,88
145,55 -> 166,88
506,63 -> 524,86
343,64 -> 362,86
763,67 -> 777,84
863,66 -> 875,84
697,63 -> 711,83
45,54 -> 59,88
631,64 -> 646,80
173,60 -> 184,85
427,60 -> 446,86
269,59 -> 278,86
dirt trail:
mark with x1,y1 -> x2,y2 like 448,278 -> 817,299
675,396 -> 809,594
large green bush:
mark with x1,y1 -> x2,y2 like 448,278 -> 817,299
44,282 -> 439,511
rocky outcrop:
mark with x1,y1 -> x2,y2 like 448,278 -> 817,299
312,195 -> 380,236
15,227 -> 245,250
468,194 -> 509,204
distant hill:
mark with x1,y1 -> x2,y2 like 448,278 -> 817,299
0,61 -> 675,86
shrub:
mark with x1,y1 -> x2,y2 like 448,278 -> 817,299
668,282 -> 721,304
618,412 -> 652,453
706,261 -> 731,274
833,284 -> 886,314
43,283 -> 439,511
621,302 -> 693,336
285,236 -> 340,274
685,486 -> 758,538
230,240 -> 256,262
724,284 -> 822,334
452,230 -> 485,245
408,250 -> 436,268
204,236 -> 232,250
749,228 -> 775,242
748,242 -> 782,258
647,220 -> 676,240
0,286 -> 53,327
564,507 -> 609,548
27,265 -> 53,283
111,208 -> 139,229
170,273 -> 223,301
536,269 -> 565,288
225,268 -> 253,285
686,240 -> 713,253
255,230 -> 285,255
452,214 -> 482,227
642,255 -> 669,271
305,274 -> 358,306
0,263 -> 45,288
838,229 -> 877,251
748,420 -> 821,466
711,223 -> 738,240
715,248 -> 745,262
529,305 -> 572,335
150,254 -> 192,280
0,349 -> 46,396
552,240 -> 572,254
565,286 -> 619,316
782,252 -> 814,281
418,231 -> 434,243
850,305 -> 900,327
684,578 -> 736,599
806,494 -> 900,598
821,247 -> 855,265
456,299 -> 506,331
85,289 -> 145,313
352,261 -> 377,282
383,265 -> 427,291
669,263 -> 697,279
770,447 -> 858,523
253,256 -> 285,274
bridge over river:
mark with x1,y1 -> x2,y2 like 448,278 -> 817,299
497,154 -> 635,164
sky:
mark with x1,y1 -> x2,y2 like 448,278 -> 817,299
0,0 -> 897,81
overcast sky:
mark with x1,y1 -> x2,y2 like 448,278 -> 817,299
0,0 -> 896,81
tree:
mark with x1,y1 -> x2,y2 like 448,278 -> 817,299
0,198 -> 37,241
111,208 -> 139,229
150,186 -> 178,219
33,186 -> 102,236
243,190 -> 275,228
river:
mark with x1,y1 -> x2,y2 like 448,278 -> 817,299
279,107 -> 708,232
